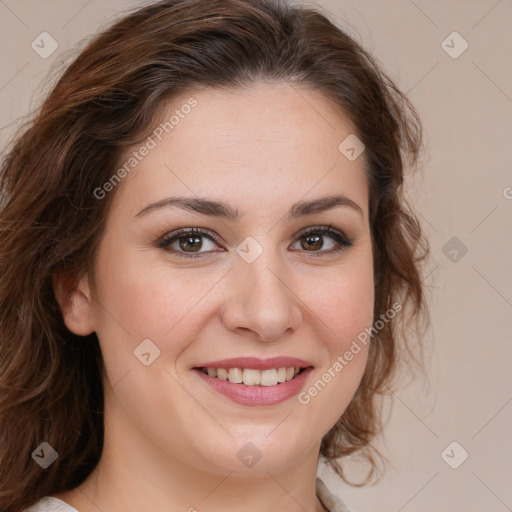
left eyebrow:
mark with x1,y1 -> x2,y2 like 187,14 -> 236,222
134,194 -> 364,221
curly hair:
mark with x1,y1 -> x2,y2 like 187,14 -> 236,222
0,0 -> 430,510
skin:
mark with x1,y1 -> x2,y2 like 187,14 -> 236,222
53,82 -> 374,512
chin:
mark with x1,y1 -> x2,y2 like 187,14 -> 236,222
196,434 -> 309,475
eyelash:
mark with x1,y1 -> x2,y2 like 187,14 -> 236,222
157,224 -> 354,259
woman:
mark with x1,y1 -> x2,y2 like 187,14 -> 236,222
0,1 -> 430,511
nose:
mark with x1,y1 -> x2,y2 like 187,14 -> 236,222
220,249 -> 302,342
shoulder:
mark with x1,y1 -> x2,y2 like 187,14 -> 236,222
316,477 -> 353,512
23,497 -> 79,512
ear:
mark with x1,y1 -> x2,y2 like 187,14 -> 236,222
52,271 -> 95,336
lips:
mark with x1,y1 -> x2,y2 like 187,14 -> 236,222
191,356 -> 314,406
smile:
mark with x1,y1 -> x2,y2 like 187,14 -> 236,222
197,366 -> 306,386
193,366 -> 313,406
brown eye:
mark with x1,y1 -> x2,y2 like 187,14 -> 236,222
290,225 -> 353,256
159,228 -> 222,258
299,233 -> 324,251
176,234 -> 203,252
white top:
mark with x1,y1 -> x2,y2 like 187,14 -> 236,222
24,477 -> 351,512
23,497 -> 78,512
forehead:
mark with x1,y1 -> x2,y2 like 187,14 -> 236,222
111,82 -> 369,221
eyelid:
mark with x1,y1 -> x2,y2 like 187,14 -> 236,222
295,222 -> 337,240
157,226 -> 224,250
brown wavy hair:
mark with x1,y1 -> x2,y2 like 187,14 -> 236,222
0,0 -> 431,510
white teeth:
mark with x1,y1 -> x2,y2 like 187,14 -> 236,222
217,368 -> 228,380
260,369 -> 278,386
200,366 -> 304,386
228,368 -> 243,384
242,369 -> 261,386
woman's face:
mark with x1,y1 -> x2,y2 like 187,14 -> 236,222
67,82 -> 374,476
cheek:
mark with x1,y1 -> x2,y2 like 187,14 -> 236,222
91,248 -> 223,363
302,256 -> 374,402
308,260 -> 375,349
293,265 -> 374,437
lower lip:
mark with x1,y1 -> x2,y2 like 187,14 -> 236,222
193,367 -> 313,406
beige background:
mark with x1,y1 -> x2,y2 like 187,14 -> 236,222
0,1 -> 510,511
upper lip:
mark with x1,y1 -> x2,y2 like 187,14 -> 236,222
193,357 -> 313,370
